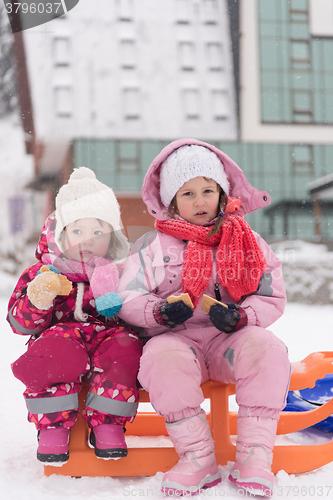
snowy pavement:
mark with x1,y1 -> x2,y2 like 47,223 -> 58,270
1,298 -> 333,499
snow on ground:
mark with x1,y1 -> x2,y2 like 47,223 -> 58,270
1,295 -> 333,500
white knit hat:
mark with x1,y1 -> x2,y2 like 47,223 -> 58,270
159,145 -> 230,207
54,167 -> 122,250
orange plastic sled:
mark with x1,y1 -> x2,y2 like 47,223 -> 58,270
44,351 -> 333,477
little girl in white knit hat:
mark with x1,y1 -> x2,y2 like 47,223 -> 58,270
8,167 -> 142,465
118,139 -> 290,497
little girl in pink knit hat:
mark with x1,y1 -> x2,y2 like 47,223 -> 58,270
118,139 -> 290,497
8,167 -> 142,464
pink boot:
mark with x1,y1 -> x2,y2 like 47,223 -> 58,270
89,423 -> 127,459
161,410 -> 221,496
37,427 -> 70,464
228,416 -> 277,497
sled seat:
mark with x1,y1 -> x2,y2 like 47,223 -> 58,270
44,351 -> 333,477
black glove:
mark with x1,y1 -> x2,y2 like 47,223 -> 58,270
209,303 -> 247,334
153,300 -> 194,328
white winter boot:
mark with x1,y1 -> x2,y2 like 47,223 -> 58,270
161,410 -> 221,496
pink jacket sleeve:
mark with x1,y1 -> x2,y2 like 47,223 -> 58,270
240,233 -> 287,328
117,232 -> 165,332
7,263 -> 54,336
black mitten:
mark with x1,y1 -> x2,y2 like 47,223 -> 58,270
209,303 -> 247,334
153,300 -> 194,328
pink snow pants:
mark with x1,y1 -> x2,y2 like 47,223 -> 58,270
12,322 -> 142,429
139,325 -> 291,423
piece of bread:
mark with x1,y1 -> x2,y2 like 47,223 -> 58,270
167,293 -> 194,309
40,265 -> 72,296
201,294 -> 227,313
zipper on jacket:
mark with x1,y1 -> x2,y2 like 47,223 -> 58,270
212,259 -> 222,302
214,282 -> 222,302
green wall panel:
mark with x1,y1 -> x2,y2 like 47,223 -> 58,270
72,139 -> 333,240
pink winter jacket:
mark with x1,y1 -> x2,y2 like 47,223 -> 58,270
7,215 -> 120,337
117,138 -> 286,342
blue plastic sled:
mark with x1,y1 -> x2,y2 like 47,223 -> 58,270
284,373 -> 333,433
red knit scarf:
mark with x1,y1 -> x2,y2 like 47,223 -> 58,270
155,198 -> 266,308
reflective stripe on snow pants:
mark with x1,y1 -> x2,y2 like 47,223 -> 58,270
25,392 -> 79,414
85,392 -> 138,417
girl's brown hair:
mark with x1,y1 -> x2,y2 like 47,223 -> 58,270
207,188 -> 228,237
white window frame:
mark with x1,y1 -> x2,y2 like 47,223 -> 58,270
120,39 -> 136,69
202,0 -> 219,24
211,89 -> 229,120
183,88 -> 200,119
176,0 -> 192,24
179,41 -> 195,70
206,42 -> 224,71
117,0 -> 134,21
53,37 -> 70,66
54,86 -> 73,117
123,87 -> 141,120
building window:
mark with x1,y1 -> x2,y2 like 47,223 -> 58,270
290,40 -> 311,70
123,88 -> 140,119
211,89 -> 229,120
116,141 -> 140,173
291,89 -> 313,122
206,42 -> 224,71
54,86 -> 72,117
179,42 -> 195,71
117,0 -> 134,21
289,0 -> 308,22
120,39 -> 136,69
183,89 -> 200,119
53,37 -> 70,66
176,0 -> 191,24
309,0 -> 333,37
202,0 -> 218,24
291,144 -> 314,175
